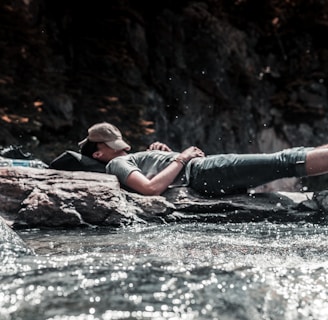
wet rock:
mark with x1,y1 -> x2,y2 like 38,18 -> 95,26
0,216 -> 34,257
310,190 -> 328,223
163,187 -> 320,223
0,167 -> 324,229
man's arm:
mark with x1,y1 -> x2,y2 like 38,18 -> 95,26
126,146 -> 204,195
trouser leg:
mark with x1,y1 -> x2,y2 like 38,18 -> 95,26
189,147 -> 310,195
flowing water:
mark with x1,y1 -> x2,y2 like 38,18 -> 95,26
2,221 -> 328,320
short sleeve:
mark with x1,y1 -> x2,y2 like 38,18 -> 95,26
106,157 -> 141,184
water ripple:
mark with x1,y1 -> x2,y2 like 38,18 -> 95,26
1,222 -> 328,319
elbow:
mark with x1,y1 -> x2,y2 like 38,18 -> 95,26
142,186 -> 162,196
139,183 -> 163,196
125,175 -> 165,196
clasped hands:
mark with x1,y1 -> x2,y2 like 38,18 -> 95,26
179,146 -> 205,163
148,142 -> 205,163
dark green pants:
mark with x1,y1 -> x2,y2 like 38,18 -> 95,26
189,147 -> 310,195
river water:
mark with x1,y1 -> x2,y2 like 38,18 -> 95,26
2,221 -> 328,320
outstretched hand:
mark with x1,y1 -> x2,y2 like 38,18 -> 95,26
148,141 -> 172,152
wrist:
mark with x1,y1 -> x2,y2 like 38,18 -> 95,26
174,155 -> 187,166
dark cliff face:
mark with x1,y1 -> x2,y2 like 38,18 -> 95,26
0,0 -> 327,167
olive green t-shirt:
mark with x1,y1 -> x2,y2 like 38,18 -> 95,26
106,151 -> 192,189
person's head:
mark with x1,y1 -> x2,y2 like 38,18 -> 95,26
79,122 -> 131,162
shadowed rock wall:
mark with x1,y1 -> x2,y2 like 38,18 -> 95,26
0,0 -> 328,190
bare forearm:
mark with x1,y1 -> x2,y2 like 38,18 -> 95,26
126,147 -> 205,195
147,160 -> 185,195
126,159 -> 185,195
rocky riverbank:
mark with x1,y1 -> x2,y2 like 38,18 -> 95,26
0,166 -> 326,229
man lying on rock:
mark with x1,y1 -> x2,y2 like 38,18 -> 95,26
73,122 -> 328,196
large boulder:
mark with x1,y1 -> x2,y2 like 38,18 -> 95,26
0,167 -> 325,229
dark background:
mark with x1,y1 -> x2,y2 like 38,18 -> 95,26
1,0 -> 328,189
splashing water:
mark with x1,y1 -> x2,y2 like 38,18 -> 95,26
1,222 -> 328,320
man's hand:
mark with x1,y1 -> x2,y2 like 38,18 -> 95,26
148,141 -> 172,152
179,146 -> 205,163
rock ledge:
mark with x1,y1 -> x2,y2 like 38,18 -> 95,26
0,167 -> 326,229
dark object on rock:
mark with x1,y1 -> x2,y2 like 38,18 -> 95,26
0,145 -> 33,159
49,150 -> 106,172
0,145 -> 49,169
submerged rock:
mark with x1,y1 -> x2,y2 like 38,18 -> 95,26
0,167 -> 325,229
